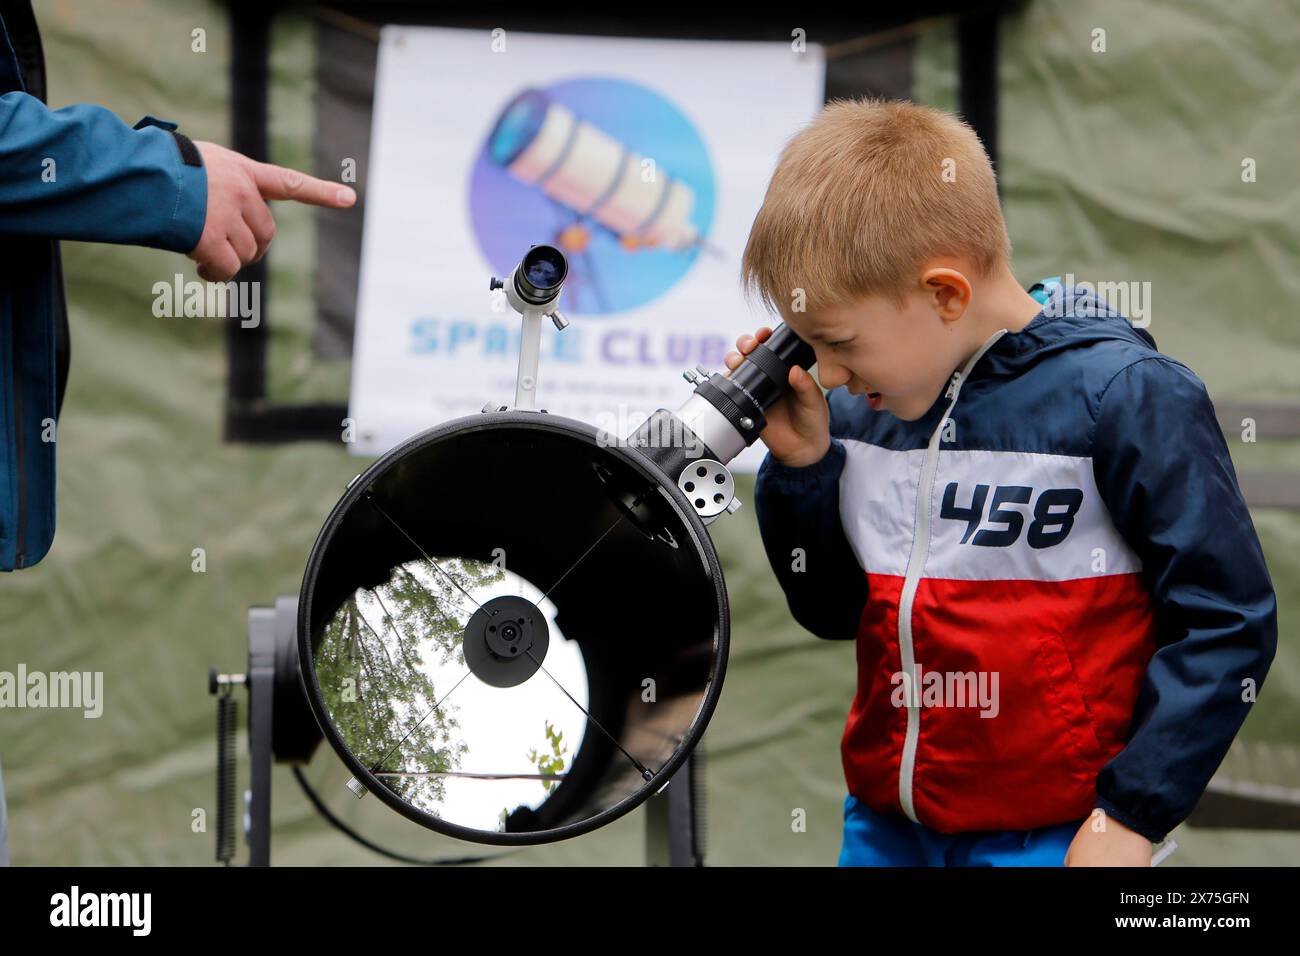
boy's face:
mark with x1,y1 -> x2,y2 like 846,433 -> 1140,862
784,288 -> 974,421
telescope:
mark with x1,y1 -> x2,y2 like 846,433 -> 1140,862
213,244 -> 815,860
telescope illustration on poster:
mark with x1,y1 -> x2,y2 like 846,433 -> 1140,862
481,86 -> 720,315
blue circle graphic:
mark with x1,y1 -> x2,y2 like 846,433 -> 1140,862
470,76 -> 716,316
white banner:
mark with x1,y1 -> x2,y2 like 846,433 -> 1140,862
349,25 -> 825,471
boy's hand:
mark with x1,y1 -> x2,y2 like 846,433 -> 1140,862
188,141 -> 357,282
1064,813 -> 1153,866
724,326 -> 830,468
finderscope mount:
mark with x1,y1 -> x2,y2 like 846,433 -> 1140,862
487,243 -> 571,413
485,243 -> 817,527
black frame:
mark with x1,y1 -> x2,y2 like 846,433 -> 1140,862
221,0 -> 1007,443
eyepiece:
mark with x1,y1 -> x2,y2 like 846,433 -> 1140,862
728,325 -> 816,411
758,324 -> 817,375
626,323 -> 817,476
515,244 -> 568,306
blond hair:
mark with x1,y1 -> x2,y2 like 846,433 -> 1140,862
740,97 -> 1012,316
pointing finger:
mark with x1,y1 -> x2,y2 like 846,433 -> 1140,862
251,161 -> 357,208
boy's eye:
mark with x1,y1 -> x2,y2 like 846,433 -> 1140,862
828,339 -> 853,349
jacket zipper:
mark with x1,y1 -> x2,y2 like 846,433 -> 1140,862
11,304 -> 26,567
896,328 -> 1008,824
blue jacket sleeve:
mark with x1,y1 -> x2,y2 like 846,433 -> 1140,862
1090,356 -> 1278,843
753,430 -> 871,642
0,91 -> 206,250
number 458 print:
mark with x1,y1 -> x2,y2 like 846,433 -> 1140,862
940,483 -> 1084,549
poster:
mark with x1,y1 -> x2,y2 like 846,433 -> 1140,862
350,26 -> 825,472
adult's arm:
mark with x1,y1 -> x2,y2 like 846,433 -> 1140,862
0,91 -> 205,251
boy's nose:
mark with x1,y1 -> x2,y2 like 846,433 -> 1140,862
817,363 -> 849,388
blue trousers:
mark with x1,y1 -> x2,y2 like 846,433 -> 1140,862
838,793 -> 1083,866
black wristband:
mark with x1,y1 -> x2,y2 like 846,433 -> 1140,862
132,115 -> 203,168
170,130 -> 203,168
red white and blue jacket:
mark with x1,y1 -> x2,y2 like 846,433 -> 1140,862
753,284 -> 1278,843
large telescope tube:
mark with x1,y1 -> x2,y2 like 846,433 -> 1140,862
298,245 -> 816,845
297,414 -> 729,845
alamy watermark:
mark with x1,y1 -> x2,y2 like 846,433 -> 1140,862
0,665 -> 103,718
594,403 -> 706,458
152,274 -> 260,328
891,663 -> 1000,718
50,886 -> 150,935
1043,273 -> 1151,328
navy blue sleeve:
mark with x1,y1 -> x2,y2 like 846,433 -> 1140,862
1090,356 -> 1278,843
753,432 -> 870,642
0,91 -> 206,250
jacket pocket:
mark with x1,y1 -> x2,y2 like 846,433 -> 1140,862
1036,628 -> 1109,768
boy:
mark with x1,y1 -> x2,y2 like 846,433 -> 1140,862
733,98 -> 1277,866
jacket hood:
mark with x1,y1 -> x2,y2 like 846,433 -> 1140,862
977,282 -> 1158,378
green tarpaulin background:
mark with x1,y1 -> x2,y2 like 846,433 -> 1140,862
1,0 -> 1297,865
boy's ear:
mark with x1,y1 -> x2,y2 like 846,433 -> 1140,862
920,267 -> 972,320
